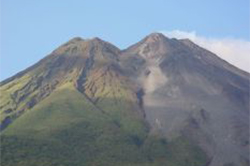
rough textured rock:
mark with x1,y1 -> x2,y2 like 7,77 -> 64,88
1,33 -> 249,166
120,33 -> 249,166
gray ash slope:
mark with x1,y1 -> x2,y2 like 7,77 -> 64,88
121,33 -> 249,166
1,32 -> 249,166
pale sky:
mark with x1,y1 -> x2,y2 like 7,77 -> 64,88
0,0 -> 249,80
163,30 -> 250,72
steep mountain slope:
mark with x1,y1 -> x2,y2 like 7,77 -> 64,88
0,37 -> 120,129
0,33 -> 249,166
121,33 -> 249,166
1,36 -> 208,166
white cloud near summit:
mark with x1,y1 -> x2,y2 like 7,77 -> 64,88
161,30 -> 250,72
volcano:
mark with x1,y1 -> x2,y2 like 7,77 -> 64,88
1,33 -> 249,166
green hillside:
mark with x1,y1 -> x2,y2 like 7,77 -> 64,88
1,83 -> 208,166
0,36 -> 213,166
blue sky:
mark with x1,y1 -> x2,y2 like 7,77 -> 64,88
0,0 -> 249,80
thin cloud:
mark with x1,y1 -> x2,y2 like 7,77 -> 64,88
161,30 -> 250,72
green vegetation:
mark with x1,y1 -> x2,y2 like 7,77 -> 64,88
1,38 -> 209,166
0,74 -> 32,122
1,83 -> 208,166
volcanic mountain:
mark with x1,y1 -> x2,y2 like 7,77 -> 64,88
0,33 -> 249,166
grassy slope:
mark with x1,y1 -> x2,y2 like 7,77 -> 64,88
0,74 -> 32,122
1,83 -> 208,166
84,66 -> 148,141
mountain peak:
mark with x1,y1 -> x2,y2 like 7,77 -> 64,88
87,37 -> 103,43
70,37 -> 84,42
147,32 -> 167,38
145,32 -> 169,43
65,37 -> 85,45
85,37 -> 121,56
85,37 -> 118,49
123,32 -> 172,61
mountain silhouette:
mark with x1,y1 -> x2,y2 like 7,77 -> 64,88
1,33 -> 249,166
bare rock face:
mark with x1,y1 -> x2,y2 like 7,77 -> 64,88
1,33 -> 249,166
121,33 -> 249,166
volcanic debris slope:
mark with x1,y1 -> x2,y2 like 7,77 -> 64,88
0,33 -> 249,166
